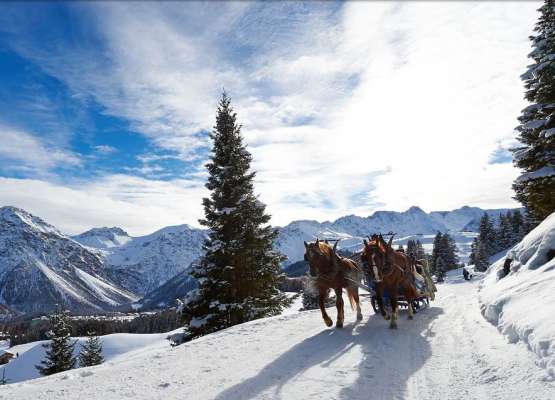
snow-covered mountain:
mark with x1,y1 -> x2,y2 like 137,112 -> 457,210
0,205 -> 515,315
276,206 -> 514,264
73,225 -> 207,296
0,207 -> 138,314
72,227 -> 132,250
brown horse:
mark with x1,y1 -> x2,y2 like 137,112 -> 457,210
304,239 -> 363,328
362,234 -> 420,329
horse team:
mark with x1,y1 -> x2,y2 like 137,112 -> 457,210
303,234 -> 435,329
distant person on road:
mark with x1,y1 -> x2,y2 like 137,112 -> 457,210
502,258 -> 512,278
463,267 -> 471,281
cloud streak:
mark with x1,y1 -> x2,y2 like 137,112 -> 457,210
0,1 -> 542,231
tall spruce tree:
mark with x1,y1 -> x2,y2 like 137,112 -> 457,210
440,233 -> 459,270
497,213 -> 513,250
406,239 -> 417,259
36,307 -> 76,376
431,232 -> 443,274
415,240 -> 426,261
183,93 -> 291,338
79,332 -> 104,367
512,0 -> 555,222
478,213 -> 497,256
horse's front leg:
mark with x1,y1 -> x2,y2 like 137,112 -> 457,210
351,286 -> 363,321
375,284 -> 390,320
334,288 -> 344,328
319,287 -> 333,327
389,288 -> 398,329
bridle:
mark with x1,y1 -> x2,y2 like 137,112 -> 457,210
304,243 -> 340,282
363,241 -> 402,282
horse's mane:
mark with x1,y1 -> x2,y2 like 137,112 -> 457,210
315,241 -> 334,257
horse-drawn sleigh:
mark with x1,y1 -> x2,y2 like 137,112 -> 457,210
303,233 -> 436,329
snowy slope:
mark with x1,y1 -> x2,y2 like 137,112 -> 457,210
479,211 -> 555,379
0,207 -> 138,314
0,329 -> 179,384
0,276 -> 553,399
103,225 -> 207,295
72,227 -> 131,250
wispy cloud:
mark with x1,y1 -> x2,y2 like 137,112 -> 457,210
0,1 -> 541,230
0,125 -> 81,174
94,145 -> 117,155
0,175 -> 206,235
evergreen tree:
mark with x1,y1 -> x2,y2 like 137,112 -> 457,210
431,232 -> 443,273
79,332 -> 104,367
512,0 -> 555,222
183,93 -> 291,338
475,239 -> 490,272
435,256 -> 446,282
415,240 -> 426,261
469,237 -> 478,266
36,307 -> 76,376
497,213 -> 513,250
406,240 -> 417,259
478,213 -> 497,256
440,233 -> 459,270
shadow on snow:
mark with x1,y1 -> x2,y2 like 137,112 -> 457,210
215,306 -> 443,400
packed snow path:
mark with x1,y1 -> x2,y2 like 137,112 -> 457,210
1,273 -> 553,400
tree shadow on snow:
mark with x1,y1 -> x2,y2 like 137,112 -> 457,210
214,306 -> 443,400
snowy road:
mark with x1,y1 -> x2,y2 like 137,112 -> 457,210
1,273 -> 553,400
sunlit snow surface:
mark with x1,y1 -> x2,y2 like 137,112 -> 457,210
480,211 -> 555,380
1,268 -> 553,399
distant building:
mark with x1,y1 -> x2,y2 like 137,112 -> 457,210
0,350 -> 14,365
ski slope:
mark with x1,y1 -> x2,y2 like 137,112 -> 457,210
1,271 -> 553,400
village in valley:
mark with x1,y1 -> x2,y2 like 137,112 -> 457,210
0,1 -> 554,399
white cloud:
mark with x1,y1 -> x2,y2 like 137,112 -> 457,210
2,1 -> 540,229
94,145 -> 117,155
0,125 -> 81,173
0,175 -> 207,235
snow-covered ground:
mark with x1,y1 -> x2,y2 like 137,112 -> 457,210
1,270 -> 553,399
0,330 -> 179,384
479,211 -> 555,380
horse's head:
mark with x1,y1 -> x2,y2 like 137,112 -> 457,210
304,239 -> 337,278
362,234 -> 394,281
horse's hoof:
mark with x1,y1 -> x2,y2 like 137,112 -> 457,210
336,322 -> 344,328
325,319 -> 333,327
408,315 -> 414,320
357,314 -> 363,321
389,323 -> 398,329
384,315 -> 391,321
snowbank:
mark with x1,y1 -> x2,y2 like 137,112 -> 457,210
0,329 -> 180,384
479,212 -> 555,379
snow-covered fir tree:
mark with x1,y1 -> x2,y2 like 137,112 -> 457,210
497,213 -> 513,250
182,93 -> 291,339
440,233 -> 459,268
431,232 -> 458,275
36,307 -> 76,376
435,256 -> 446,282
512,0 -> 555,222
431,232 -> 443,275
79,332 -> 104,367
406,239 -> 417,259
415,240 -> 426,262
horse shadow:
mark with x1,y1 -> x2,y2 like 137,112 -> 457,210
214,306 -> 443,400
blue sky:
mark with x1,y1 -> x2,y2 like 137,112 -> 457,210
0,1 -> 541,234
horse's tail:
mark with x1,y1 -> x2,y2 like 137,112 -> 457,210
346,287 -> 356,311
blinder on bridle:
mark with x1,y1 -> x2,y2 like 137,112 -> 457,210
363,239 -> 390,282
